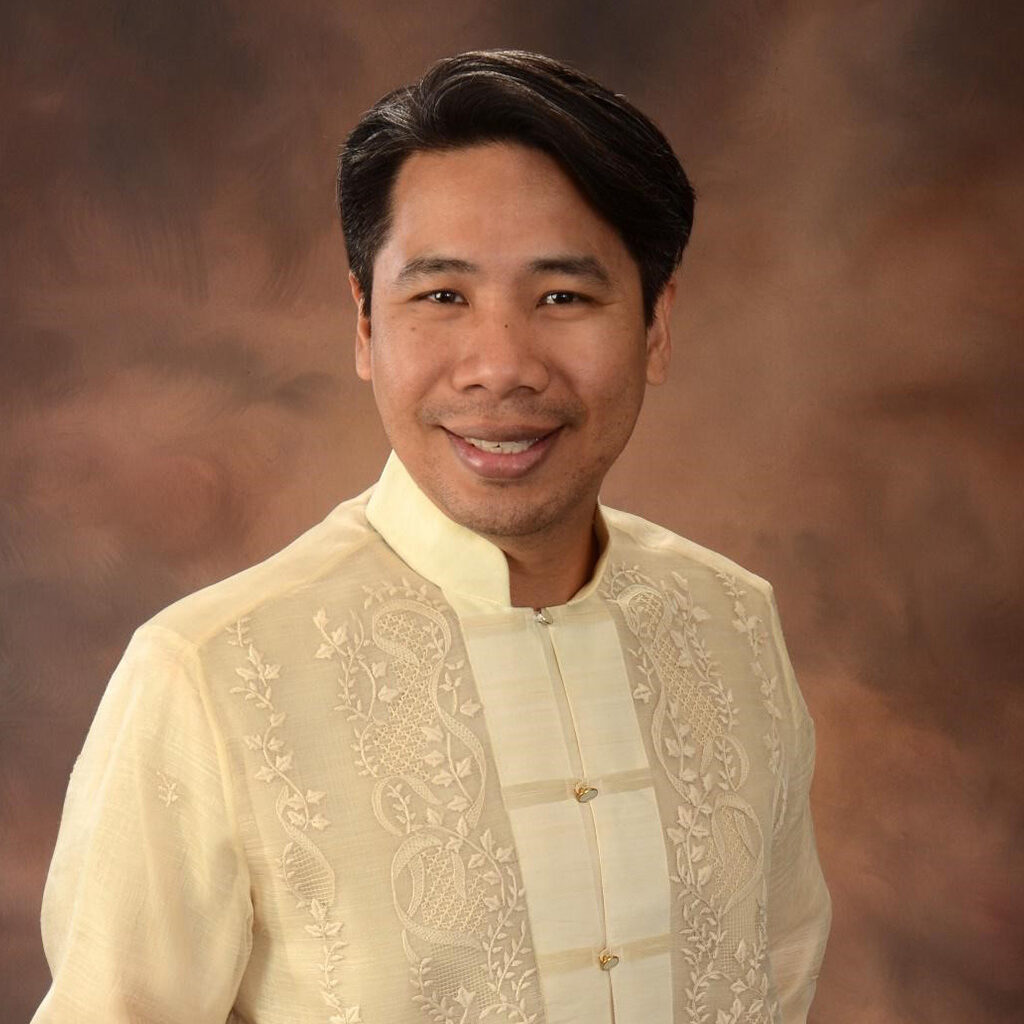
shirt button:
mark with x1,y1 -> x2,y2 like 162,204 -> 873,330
598,949 -> 620,971
533,608 -> 552,625
574,782 -> 598,803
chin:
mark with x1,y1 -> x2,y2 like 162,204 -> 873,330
439,491 -> 571,541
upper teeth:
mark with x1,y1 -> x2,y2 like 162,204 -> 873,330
465,437 -> 538,454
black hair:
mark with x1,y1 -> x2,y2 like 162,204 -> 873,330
338,49 -> 695,324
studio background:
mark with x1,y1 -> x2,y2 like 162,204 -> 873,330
2,2 -> 1022,1022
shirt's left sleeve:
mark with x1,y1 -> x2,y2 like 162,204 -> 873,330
762,586 -> 832,1023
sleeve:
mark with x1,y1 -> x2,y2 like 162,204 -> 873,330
32,624 -> 253,1024
763,586 -> 832,1023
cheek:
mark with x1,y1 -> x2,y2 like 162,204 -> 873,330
371,344 -> 458,436
370,324 -> 427,395
569,374 -> 643,450
580,341 -> 649,404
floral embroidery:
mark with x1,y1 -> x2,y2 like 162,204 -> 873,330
156,770 -> 179,807
227,618 -> 362,1024
314,578 -> 541,1024
604,565 -> 778,1024
715,572 -> 788,837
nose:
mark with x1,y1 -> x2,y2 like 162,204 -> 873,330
449,305 -> 549,397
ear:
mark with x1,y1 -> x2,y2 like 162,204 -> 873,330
349,271 -> 373,382
645,277 -> 675,385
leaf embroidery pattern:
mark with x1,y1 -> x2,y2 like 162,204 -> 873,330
315,579 -> 541,1024
226,618 -> 362,1024
604,566 -> 779,1024
715,572 -> 788,837
156,770 -> 179,807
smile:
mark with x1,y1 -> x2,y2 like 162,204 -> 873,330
444,427 -> 561,480
462,437 -> 541,454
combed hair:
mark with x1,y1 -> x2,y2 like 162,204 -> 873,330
338,49 -> 695,324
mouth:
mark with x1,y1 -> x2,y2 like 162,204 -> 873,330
461,436 -> 543,455
443,426 -> 561,479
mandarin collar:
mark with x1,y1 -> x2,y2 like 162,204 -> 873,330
365,452 -> 611,611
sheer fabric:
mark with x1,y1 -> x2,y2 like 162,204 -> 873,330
34,453 -> 830,1023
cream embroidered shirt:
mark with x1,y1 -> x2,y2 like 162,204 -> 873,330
34,453 -> 830,1024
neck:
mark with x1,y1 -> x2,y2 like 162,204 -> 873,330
491,508 -> 600,609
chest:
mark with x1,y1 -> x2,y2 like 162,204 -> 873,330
215,570 -> 783,1023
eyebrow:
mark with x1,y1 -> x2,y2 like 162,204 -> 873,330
394,255 -> 478,285
527,254 -> 612,286
392,252 -> 613,288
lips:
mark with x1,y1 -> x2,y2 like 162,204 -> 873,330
444,426 -> 560,479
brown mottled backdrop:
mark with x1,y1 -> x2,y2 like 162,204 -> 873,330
2,1 -> 1022,1021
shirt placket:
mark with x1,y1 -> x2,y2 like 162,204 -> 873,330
535,604 -> 673,1024
532,606 -> 618,1020
461,601 -> 671,1024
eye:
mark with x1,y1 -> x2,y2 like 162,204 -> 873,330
540,290 -> 588,306
419,289 -> 465,304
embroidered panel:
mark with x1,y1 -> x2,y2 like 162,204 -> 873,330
227,617 -> 362,1024
314,578 -> 545,1024
713,571 -> 788,840
603,565 -> 782,1024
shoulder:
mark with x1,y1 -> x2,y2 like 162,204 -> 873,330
601,505 -> 813,743
146,484 -> 381,649
601,504 -> 773,600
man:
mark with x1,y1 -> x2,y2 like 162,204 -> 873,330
34,50 -> 830,1023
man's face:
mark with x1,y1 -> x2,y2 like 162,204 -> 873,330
352,142 -> 672,545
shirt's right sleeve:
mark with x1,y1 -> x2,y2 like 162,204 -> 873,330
762,587 -> 831,1023
32,624 -> 253,1024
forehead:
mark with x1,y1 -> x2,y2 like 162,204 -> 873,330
378,143 -> 634,274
